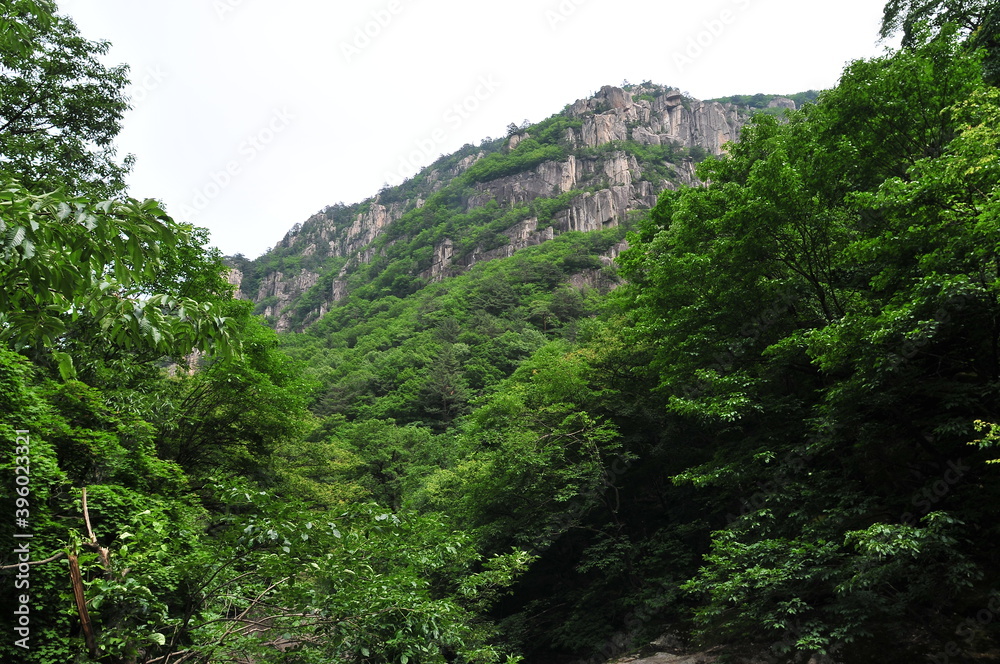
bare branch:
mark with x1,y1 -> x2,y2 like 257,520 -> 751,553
0,550 -> 66,570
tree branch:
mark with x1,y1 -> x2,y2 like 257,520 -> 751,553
0,550 -> 66,570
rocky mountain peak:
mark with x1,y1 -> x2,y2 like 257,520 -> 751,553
232,83 -> 753,331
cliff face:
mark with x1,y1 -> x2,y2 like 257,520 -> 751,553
237,83 -> 750,331
568,85 -> 743,153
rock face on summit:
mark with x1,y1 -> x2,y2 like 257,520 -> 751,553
767,96 -> 797,110
569,85 -> 743,154
238,84 -> 749,331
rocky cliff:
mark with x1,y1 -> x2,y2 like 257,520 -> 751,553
233,83 -> 753,331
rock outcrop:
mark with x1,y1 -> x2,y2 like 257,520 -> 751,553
254,270 -> 320,332
237,83 -> 751,330
566,85 -> 743,155
768,96 -> 796,110
468,155 -> 580,209
226,267 -> 244,297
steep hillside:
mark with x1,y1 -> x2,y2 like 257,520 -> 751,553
12,2 -> 1000,664
228,82 -> 750,331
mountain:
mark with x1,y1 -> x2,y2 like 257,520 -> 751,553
227,82 -> 760,332
11,4 -> 1000,662
213,83 -> 808,657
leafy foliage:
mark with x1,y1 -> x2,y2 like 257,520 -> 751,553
463,139 -> 567,184
9,4 -> 1000,664
0,3 -> 132,197
0,8 -> 531,663
614,27 -> 1000,660
0,178 -> 240,378
880,0 -> 1000,82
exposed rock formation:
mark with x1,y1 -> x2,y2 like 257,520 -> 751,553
468,155 -> 579,209
552,186 -> 631,233
238,83 -> 751,330
566,85 -> 743,155
459,218 -> 556,269
329,202 -> 405,258
255,270 -> 320,331
226,267 -> 244,298
610,649 -> 836,664
332,279 -> 348,303
420,238 -> 454,281
768,96 -> 796,110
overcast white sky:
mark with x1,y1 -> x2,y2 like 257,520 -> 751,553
59,0 -> 895,258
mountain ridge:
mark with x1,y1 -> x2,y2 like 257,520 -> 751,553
227,83 -> 809,332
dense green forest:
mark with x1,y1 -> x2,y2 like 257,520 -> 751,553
4,1 -> 1000,663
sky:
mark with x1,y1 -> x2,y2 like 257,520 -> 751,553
58,0 -> 897,259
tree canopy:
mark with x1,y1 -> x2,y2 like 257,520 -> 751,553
0,1 -> 132,197
611,28 -> 1000,659
6,2 -> 1000,663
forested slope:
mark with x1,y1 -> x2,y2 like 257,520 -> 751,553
227,82 -> 749,333
4,1 -> 1000,663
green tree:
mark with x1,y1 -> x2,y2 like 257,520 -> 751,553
0,1 -> 54,56
421,341 -> 622,555
155,300 -> 314,478
418,344 -> 472,429
0,178 -> 239,378
881,0 -> 1000,82
0,3 -> 132,197
616,30 -> 999,659
152,487 -> 532,664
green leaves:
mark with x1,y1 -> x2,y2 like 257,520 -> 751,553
0,177 -> 240,371
0,1 -> 55,59
180,483 -> 525,664
1,3 -> 132,197
463,138 -> 567,184
613,27 -> 1000,658
51,350 -> 75,380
